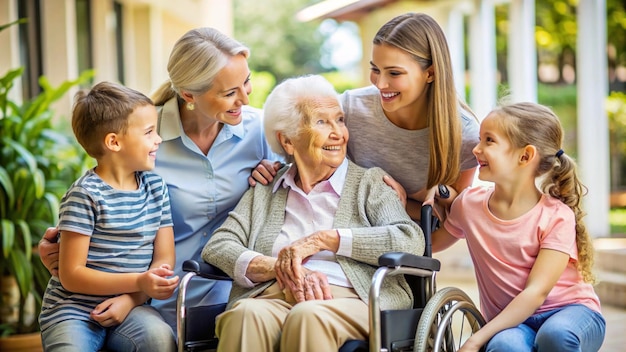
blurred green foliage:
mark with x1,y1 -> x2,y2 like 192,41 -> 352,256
537,84 -> 578,154
248,71 -> 276,109
248,70 -> 361,110
610,208 -> 626,235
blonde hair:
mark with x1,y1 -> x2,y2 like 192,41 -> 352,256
72,81 -> 153,158
374,12 -> 470,188
491,102 -> 595,283
151,27 -> 250,106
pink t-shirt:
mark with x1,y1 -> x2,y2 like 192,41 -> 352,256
444,187 -> 601,322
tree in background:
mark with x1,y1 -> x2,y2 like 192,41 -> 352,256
495,0 -> 626,88
234,0 -> 331,83
535,0 -> 578,84
607,0 -> 626,91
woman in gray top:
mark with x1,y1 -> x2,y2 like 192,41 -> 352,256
202,75 -> 423,352
252,13 -> 479,222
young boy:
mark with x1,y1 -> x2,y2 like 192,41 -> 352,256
39,81 -> 179,352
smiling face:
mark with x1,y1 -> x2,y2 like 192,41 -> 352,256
282,96 -> 348,182
187,54 -> 252,125
117,104 -> 161,171
472,113 -> 522,184
369,44 -> 433,125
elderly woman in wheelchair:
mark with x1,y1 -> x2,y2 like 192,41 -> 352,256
200,74 -> 424,352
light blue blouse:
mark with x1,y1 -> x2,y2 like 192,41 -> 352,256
151,97 -> 280,332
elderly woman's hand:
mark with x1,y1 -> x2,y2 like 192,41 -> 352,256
274,230 -> 339,302
278,268 -> 333,303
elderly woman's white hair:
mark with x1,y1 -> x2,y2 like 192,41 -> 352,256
263,75 -> 341,160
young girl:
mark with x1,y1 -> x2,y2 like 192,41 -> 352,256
432,102 -> 606,352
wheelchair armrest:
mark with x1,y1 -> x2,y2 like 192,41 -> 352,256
182,260 -> 233,281
378,252 -> 441,272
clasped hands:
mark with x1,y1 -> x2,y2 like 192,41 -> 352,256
274,235 -> 333,303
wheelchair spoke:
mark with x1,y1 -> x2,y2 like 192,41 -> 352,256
414,287 -> 486,352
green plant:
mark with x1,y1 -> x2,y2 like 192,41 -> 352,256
610,207 -> 626,235
0,65 -> 94,336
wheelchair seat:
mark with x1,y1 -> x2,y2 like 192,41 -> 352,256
176,205 -> 485,352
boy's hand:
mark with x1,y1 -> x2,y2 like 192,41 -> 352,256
137,265 -> 179,300
91,294 -> 136,327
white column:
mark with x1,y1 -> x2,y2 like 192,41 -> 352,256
508,0 -> 537,102
468,0 -> 497,119
91,0 -> 117,84
0,0 -> 22,103
447,8 -> 467,100
40,0 -> 78,118
148,5 -> 164,96
577,0 -> 610,237
204,0 -> 233,35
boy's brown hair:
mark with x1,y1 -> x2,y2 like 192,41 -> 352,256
72,81 -> 153,158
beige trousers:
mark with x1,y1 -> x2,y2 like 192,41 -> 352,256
215,282 -> 369,352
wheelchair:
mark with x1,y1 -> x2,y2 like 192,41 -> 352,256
176,205 -> 485,352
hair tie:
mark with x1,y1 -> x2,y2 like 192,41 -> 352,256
555,149 -> 564,158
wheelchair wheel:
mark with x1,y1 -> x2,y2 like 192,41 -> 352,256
414,287 -> 485,352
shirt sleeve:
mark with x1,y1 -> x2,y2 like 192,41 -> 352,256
539,202 -> 578,259
235,250 -> 264,288
58,186 -> 96,236
336,228 -> 353,257
160,180 -> 174,228
443,190 -> 467,239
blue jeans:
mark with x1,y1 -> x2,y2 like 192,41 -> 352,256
486,304 -> 606,352
41,305 -> 175,352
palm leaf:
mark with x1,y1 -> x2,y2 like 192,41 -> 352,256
1,219 -> 15,258
15,220 -> 31,260
0,166 -> 15,217
0,18 -> 27,32
2,138 -> 37,173
8,249 -> 33,298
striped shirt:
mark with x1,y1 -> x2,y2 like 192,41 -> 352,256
39,169 -> 173,331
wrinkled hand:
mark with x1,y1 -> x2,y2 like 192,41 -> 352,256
274,233 -> 330,302
278,269 -> 332,303
137,264 -> 179,300
274,235 -> 321,288
39,227 -> 60,276
301,270 -> 332,301
90,294 -> 137,327
248,160 -> 283,186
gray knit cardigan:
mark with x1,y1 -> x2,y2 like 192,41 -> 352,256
202,160 -> 425,310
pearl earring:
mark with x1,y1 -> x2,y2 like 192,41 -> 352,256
187,102 -> 195,111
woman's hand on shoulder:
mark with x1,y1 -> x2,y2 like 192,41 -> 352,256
38,227 -> 60,276
248,159 -> 283,186
383,174 -> 407,207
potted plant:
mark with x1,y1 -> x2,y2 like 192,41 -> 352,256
0,54 -> 93,349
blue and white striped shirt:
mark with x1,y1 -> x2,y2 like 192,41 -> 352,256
39,169 -> 173,331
